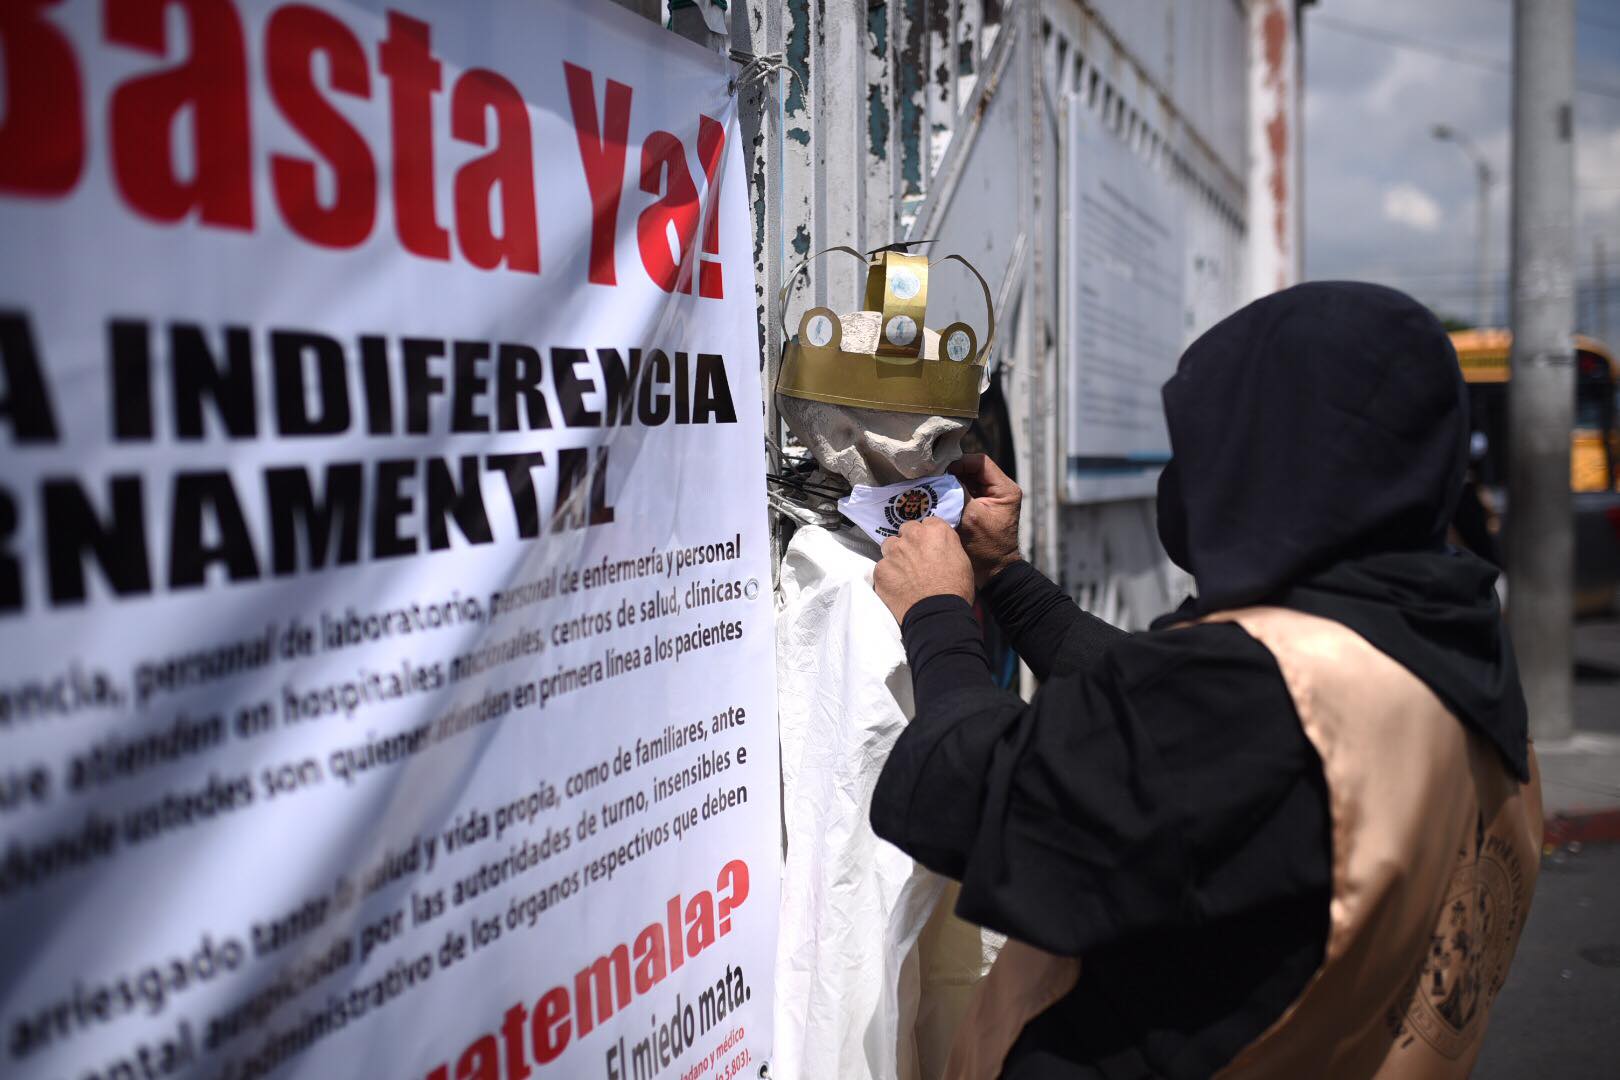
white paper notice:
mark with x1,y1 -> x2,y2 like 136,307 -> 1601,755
0,2 -> 778,1079
1063,100 -> 1188,504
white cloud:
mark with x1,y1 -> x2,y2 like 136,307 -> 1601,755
1381,183 -> 1444,232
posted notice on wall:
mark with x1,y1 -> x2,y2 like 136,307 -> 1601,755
1063,99 -> 1188,503
0,2 -> 777,1079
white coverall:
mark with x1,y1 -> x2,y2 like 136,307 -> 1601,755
773,523 -> 999,1080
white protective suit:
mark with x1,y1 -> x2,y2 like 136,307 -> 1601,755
774,522 -> 1000,1080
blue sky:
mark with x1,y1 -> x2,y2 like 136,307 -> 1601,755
1302,0 -> 1620,336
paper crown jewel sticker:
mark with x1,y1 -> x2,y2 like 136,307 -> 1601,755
774,244 -> 995,419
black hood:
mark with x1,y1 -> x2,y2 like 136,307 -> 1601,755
1153,281 -> 1529,780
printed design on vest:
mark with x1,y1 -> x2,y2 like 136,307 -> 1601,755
1388,812 -> 1529,1059
880,486 -> 939,536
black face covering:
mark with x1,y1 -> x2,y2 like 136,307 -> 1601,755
1153,281 -> 1529,780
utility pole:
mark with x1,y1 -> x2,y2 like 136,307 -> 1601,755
1508,0 -> 1578,742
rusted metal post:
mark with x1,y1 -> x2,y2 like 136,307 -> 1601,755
1247,0 -> 1300,299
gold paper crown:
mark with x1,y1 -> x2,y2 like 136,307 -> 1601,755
775,245 -> 995,418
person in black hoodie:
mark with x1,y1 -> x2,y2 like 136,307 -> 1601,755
868,281 -> 1539,1078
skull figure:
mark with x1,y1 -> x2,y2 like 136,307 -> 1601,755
778,311 -> 971,487
776,250 -> 990,490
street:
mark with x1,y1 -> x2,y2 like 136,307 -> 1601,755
1476,845 -> 1620,1078
1477,616 -> 1620,1077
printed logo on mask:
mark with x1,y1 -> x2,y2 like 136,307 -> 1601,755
837,474 -> 965,545
884,486 -> 938,532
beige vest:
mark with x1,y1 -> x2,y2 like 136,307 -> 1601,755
945,607 -> 1542,1079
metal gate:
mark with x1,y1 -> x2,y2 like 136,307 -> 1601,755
658,0 -> 1302,631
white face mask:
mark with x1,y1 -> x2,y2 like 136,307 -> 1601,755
836,474 -> 966,546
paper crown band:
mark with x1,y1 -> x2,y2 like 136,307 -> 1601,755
774,246 -> 995,419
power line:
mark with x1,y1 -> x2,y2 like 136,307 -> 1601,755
1309,248 -> 1620,276
1483,0 -> 1620,37
1309,270 -> 1613,290
1309,13 -> 1620,102
1303,269 -> 1618,303
1311,15 -> 1510,74
1389,277 -> 1618,291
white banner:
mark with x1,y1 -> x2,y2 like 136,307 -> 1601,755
1062,98 -> 1188,504
0,2 -> 778,1079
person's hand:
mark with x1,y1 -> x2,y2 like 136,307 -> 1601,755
950,453 -> 1023,587
873,517 -> 975,624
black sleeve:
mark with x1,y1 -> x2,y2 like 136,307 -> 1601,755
872,620 -> 1331,957
902,595 -> 994,706
980,560 -> 1127,680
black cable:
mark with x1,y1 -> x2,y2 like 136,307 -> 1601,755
1310,13 -> 1620,102
766,472 -> 850,501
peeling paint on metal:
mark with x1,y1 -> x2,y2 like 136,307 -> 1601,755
787,127 -> 811,145
868,86 -> 890,162
751,151 -> 767,255
792,224 -> 811,255
786,0 -> 810,116
1260,1 -> 1291,290
928,0 -> 951,102
867,2 -> 890,162
899,0 -> 926,197
1266,111 -> 1288,276
1262,4 -> 1287,80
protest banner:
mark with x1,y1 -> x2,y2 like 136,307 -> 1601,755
0,1 -> 777,1077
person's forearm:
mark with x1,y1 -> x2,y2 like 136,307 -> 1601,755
875,596 -> 1022,878
902,595 -> 994,711
981,560 -> 1126,679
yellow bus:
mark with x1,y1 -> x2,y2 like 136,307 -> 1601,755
1450,329 -> 1620,611
1451,329 -> 1619,492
